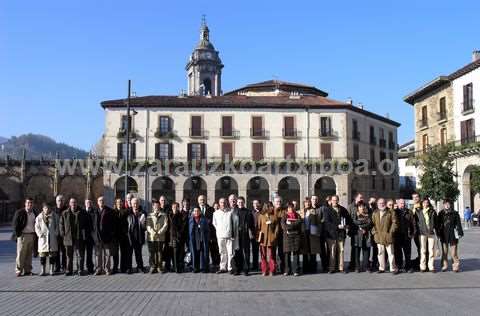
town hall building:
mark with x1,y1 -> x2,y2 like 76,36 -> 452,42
100,20 -> 400,208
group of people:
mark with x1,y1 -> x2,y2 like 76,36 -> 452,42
12,191 -> 465,277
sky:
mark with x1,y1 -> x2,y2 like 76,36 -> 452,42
1,0 -> 479,151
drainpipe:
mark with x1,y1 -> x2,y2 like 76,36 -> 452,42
306,105 -> 311,196
145,109 -> 150,212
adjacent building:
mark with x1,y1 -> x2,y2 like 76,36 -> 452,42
404,51 -> 480,214
100,21 -> 400,208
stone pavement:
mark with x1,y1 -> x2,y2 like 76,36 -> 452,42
0,225 -> 479,316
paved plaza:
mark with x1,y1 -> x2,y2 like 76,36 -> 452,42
0,225 -> 479,316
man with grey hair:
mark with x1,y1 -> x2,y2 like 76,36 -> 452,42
228,194 -> 241,275
371,198 -> 399,274
394,198 -> 415,273
213,197 -> 234,273
54,194 -> 67,273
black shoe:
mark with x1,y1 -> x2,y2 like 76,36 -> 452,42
243,271 -> 249,276
65,272 -> 73,276
392,270 -> 399,275
377,270 -> 385,274
216,269 -> 227,274
127,269 -> 133,274
193,269 -> 200,273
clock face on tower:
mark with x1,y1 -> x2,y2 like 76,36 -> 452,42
205,52 -> 212,59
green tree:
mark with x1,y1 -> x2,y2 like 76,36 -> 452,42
417,144 -> 459,204
470,165 -> 480,196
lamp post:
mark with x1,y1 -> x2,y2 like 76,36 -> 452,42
125,80 -> 131,200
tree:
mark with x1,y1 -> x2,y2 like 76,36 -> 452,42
417,144 -> 459,204
470,165 -> 480,196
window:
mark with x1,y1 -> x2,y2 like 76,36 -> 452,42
371,175 -> 376,190
370,126 -> 376,144
463,83 -> 473,112
320,117 -> 332,136
252,143 -> 264,161
158,116 -> 171,135
380,151 -> 386,162
121,115 -> 132,131
382,178 -> 386,191
221,116 -> 233,137
117,143 -> 136,160
284,143 -> 296,160
370,148 -> 376,169
353,144 -> 359,161
352,119 -> 359,140
320,143 -> 332,160
155,143 -> 172,160
221,142 -> 234,161
421,106 -> 428,126
190,115 -> 202,137
251,116 -> 264,137
439,97 -> 447,119
460,119 -> 475,144
283,116 -> 296,137
388,131 -> 395,149
422,134 -> 429,152
440,128 -> 447,146
187,143 -> 205,161
391,178 -> 395,190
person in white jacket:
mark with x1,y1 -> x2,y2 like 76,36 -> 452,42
213,198 -> 234,273
35,203 -> 60,276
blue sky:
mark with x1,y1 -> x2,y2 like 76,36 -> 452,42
1,0 -> 479,150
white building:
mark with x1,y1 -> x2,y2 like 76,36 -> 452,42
100,21 -> 400,208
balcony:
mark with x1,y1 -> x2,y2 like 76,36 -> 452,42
189,128 -> 208,138
352,130 -> 361,141
116,128 -> 137,140
379,138 -> 386,148
436,111 -> 447,122
283,128 -> 300,139
319,129 -> 337,139
462,100 -> 475,115
250,128 -> 268,138
370,136 -> 377,145
220,128 -> 240,139
417,119 -> 428,130
154,128 -> 175,139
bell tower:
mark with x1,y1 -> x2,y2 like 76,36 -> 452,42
186,16 -> 223,96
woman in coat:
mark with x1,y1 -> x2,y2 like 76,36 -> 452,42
437,200 -> 463,272
350,201 -> 373,273
35,203 -> 60,276
281,202 -> 303,276
298,197 -> 316,274
189,207 -> 210,273
257,202 -> 279,276
146,199 -> 169,273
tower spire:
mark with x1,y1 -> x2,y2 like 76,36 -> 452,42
200,15 -> 209,41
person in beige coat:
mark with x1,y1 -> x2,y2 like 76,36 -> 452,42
372,198 -> 399,274
35,203 -> 60,276
146,199 -> 169,273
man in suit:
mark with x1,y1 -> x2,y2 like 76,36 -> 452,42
323,195 -> 351,273
250,199 -> 262,271
95,196 -> 116,275
235,196 -> 255,276
273,196 -> 286,274
84,199 -> 96,274
197,195 -> 220,271
12,197 -> 38,276
59,198 -> 91,276
53,194 -> 67,273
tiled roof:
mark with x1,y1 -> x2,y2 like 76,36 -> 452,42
404,58 -> 480,105
101,95 -> 400,126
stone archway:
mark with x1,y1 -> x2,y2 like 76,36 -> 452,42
215,176 -> 238,203
26,175 -> 54,207
60,176 -> 87,203
184,176 -> 207,206
247,176 -> 269,208
114,176 -> 138,199
152,176 -> 175,204
278,176 -> 300,206
314,176 -> 336,205
462,166 -> 480,215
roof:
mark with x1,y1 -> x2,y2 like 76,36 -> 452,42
404,58 -> 480,105
101,95 -> 400,127
225,80 -> 328,97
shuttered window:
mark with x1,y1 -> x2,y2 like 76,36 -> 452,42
222,116 -> 233,136
320,143 -> 332,160
221,142 -> 233,161
284,143 -> 296,159
252,143 -> 264,161
155,143 -> 173,160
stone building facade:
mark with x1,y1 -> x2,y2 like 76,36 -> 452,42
404,51 -> 480,214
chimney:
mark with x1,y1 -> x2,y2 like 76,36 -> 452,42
473,50 -> 480,62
